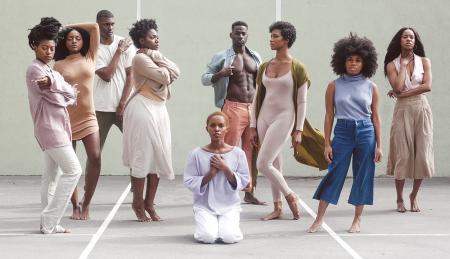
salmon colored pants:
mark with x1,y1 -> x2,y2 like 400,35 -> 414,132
222,100 -> 255,190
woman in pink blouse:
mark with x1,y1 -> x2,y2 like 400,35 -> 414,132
26,17 -> 81,234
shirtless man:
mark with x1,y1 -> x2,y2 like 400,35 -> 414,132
201,21 -> 264,205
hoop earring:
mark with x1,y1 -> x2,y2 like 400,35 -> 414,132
414,45 -> 417,50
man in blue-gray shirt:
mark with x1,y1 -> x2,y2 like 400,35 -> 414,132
201,21 -> 264,205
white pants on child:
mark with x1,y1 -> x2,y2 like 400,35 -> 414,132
194,207 -> 243,244
41,146 -> 82,234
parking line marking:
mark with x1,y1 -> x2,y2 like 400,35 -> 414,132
78,183 -> 130,259
298,198 -> 363,259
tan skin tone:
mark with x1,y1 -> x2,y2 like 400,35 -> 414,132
201,115 -> 237,188
61,29 -> 102,221
386,29 -> 432,213
307,55 -> 382,233
249,29 -> 302,221
210,25 -> 262,203
130,28 -> 165,222
95,16 -> 133,124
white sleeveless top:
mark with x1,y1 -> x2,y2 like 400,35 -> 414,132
393,54 -> 424,91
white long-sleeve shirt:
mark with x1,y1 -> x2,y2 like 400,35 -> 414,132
183,147 -> 250,215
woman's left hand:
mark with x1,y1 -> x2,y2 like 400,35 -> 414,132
374,147 -> 383,163
210,154 -> 229,172
291,130 -> 303,148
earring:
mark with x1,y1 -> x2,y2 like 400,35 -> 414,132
414,45 -> 417,50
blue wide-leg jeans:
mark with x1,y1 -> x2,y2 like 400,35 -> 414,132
313,119 -> 375,205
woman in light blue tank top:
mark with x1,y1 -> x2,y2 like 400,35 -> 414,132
307,34 -> 382,233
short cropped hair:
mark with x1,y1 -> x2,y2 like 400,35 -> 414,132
331,33 -> 378,78
269,21 -> 296,48
129,19 -> 158,49
206,111 -> 229,127
96,10 -> 114,21
231,21 -> 248,31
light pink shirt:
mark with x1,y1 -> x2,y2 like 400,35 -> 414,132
393,54 -> 424,91
26,59 -> 76,150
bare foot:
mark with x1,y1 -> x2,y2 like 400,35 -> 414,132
348,218 -> 361,233
261,209 -> 283,221
132,205 -> 150,222
307,220 -> 322,233
70,205 -> 81,220
145,206 -> 163,221
79,202 -> 90,220
396,200 -> 406,213
285,193 -> 300,220
409,194 -> 420,212
244,192 -> 266,205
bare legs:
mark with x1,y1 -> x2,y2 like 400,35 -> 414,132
307,201 -> 364,233
70,132 -> 101,220
307,200 -> 329,233
410,179 -> 423,212
131,173 -> 161,222
395,178 -> 423,213
131,176 -> 150,222
144,174 -> 162,221
348,205 -> 364,233
395,179 -> 406,212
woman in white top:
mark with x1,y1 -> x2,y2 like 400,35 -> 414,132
124,19 -> 180,222
384,27 -> 433,213
184,112 -> 250,244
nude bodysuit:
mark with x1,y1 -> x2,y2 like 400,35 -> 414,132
253,69 -> 307,202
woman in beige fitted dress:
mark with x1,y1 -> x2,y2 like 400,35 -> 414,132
384,27 -> 434,213
54,22 -> 100,220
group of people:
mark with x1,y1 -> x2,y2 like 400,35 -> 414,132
26,11 -> 433,244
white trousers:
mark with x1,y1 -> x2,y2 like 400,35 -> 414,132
41,146 -> 82,234
194,208 -> 243,244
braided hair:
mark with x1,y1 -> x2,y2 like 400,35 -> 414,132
28,17 -> 62,49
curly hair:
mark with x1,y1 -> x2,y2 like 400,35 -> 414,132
269,21 -> 296,48
28,17 -> 62,49
129,19 -> 158,49
331,33 -> 378,78
54,27 -> 90,61
383,27 -> 425,76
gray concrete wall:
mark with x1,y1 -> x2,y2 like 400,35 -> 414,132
1,0 -> 448,176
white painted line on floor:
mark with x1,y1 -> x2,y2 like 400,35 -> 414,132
339,233 -> 450,237
0,233 -> 92,236
298,197 -> 363,259
78,183 -> 130,259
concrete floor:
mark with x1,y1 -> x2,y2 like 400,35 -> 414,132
1,176 -> 449,259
